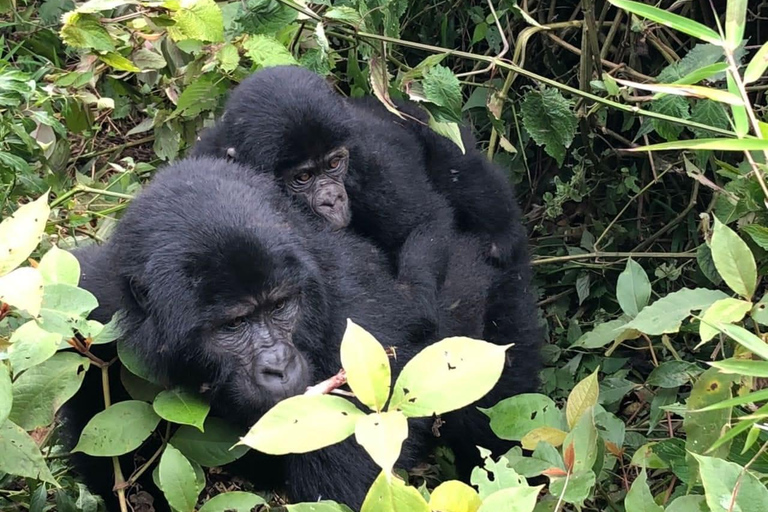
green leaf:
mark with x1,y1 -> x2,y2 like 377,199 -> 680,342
646,360 -> 703,388
690,100 -> 732,139
239,395 -> 365,454
520,87 -> 577,166
99,52 -> 140,72
235,0 -> 297,36
354,411 -> 407,475
340,319 -> 391,412
520,426 -> 568,451
665,495 -> 708,512
215,44 -> 239,73
742,224 -> 768,250
0,363 -> 11,425
131,48 -> 167,71
698,298 -> 752,343
76,0 -> 137,13
287,504 -> 352,512
616,258 -> 651,317
624,288 -> 728,335
0,420 -> 58,485
547,469 -> 595,507
73,400 -> 161,456
198,492 -> 266,512
477,486 -> 540,512
744,41 -> 768,84
428,481 -> 481,512
724,0 -> 747,51
685,368 -> 733,486
9,352 -> 89,430
153,388 -> 210,431
624,469 -> 664,512
480,393 -> 564,441
153,121 -> 181,161
711,217 -> 757,299
564,407 -> 599,473
727,71 -> 749,137
117,339 -> 158,383
0,192 -> 50,276
606,0 -> 721,45
324,6 -> 365,28
570,319 -> 630,349
427,117 -> 465,154
389,337 -> 510,417
173,75 -> 228,119
715,323 -> 768,361
60,13 -> 115,51
710,358 -> 768,378
566,369 -> 599,429
617,78 -> 743,105
168,0 -> 223,42
121,366 -> 163,402
170,418 -> 249,467
695,453 -> 768,512
0,268 -> 44,317
650,94 -> 690,141
471,448 -> 533,499
159,444 -> 201,512
695,388 -> 768,413
38,247 -> 80,286
636,137 -> 768,153
422,65 -> 462,123
242,35 -> 297,69
360,471 -> 430,512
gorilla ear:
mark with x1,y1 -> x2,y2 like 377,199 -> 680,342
128,277 -> 150,311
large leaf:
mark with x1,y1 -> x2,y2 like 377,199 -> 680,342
153,388 -> 210,431
198,492 -> 266,512
629,138 -> 768,152
340,320 -> 391,412
0,420 -> 58,485
623,288 -> 728,335
428,481 -> 481,512
354,411 -> 407,475
170,418 -> 249,467
0,267 -> 44,316
73,400 -> 161,456
0,192 -> 50,276
480,393 -> 564,441
240,395 -> 365,454
389,337 -> 510,417
60,13 -> 115,51
0,363 -> 11,425
710,218 -> 757,300
8,320 -> 62,373
698,298 -> 751,344
422,65 -> 462,124
242,35 -> 297,68
616,258 -> 651,317
38,246 -> 80,286
566,369 -> 599,429
520,87 -> 577,166
624,469 -> 664,512
159,444 -> 201,512
695,453 -> 768,512
477,486 -> 540,512
168,0 -> 223,42
607,0 -> 721,45
360,471 -> 430,512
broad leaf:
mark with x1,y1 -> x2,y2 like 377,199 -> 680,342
153,388 -> 210,431
624,469 -> 664,512
354,411 -> 407,475
159,444 -> 201,512
0,363 -> 11,424
0,267 -> 44,317
73,400 -> 161,456
8,320 -> 62,373
170,418 -> 249,467
198,492 -> 266,512
240,395 -> 365,454
428,481 -> 481,512
477,486 -> 540,512
0,420 -> 58,485
242,35 -> 297,68
340,320 -> 391,412
570,319 -> 630,349
38,246 -> 80,286
616,258 -> 651,317
710,218 -> 757,300
0,191 -> 49,275
566,369 -> 599,429
624,288 -> 728,335
520,426 -> 567,451
389,337 -> 510,417
168,0 -> 223,42
695,453 -> 768,512
480,393 -> 564,441
698,298 -> 751,343
520,87 -> 576,166
60,13 -> 115,52
360,471 -> 429,512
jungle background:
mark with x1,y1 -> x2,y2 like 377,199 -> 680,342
2,0 -> 768,511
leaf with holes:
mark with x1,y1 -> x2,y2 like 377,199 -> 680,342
0,421 -> 57,485
354,411 -> 407,475
73,401 -> 161,456
0,192 -> 49,276
360,471 -> 429,512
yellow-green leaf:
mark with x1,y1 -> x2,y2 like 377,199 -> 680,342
239,395 -> 365,455
521,426 -> 568,451
710,218 -> 757,300
354,411 -> 407,475
724,0 -> 747,51
745,41 -> 768,84
0,267 -> 44,316
607,0 -> 721,45
429,481 -> 481,512
566,369 -> 599,429
341,320 -> 391,412
614,78 -> 743,105
0,192 -> 50,276
99,52 -> 140,72
361,471 -> 430,512
698,298 -> 752,344
628,138 -> 768,152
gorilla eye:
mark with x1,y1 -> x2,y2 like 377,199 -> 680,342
273,299 -> 286,312
329,156 -> 343,170
295,172 -> 312,185
223,317 -> 247,332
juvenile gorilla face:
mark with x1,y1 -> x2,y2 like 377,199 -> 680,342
282,147 -> 351,229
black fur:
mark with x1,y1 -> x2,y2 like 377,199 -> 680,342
62,157 -> 540,510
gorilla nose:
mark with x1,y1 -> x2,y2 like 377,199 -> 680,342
256,346 -> 303,392
319,192 -> 344,209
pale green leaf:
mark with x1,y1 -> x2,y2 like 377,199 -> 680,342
0,420 -> 58,485
744,41 -> 768,84
698,297 -> 752,343
215,43 -> 239,73
99,52 -> 140,72
0,363 -> 11,425
428,481 -> 481,512
711,217 -> 757,299
716,323 -> 768,361
520,426 -> 568,451
427,116 -> 465,154
60,13 -> 115,52
0,267 -> 44,317
76,0 -> 138,13
630,137 -> 768,152
616,78 -> 743,105
727,71 -> 749,137
724,0 -> 747,51
665,495 -> 708,512
340,319 -> 391,412
168,0 -> 223,43
0,192 -> 50,276
480,393 -> 564,441
616,258 -> 651,317
38,246 -> 80,286
73,400 -> 161,456
159,444 -> 200,512
477,486 -> 540,512
360,471 -> 430,512
132,49 -> 167,71
624,288 -> 728,335
239,395 -> 365,454
242,34 -> 297,69
607,0 -> 721,45
710,358 -> 768,378
695,453 -> 768,512
389,337 -> 510,418
570,319 -> 630,349
153,388 -> 210,431
742,224 -> 768,250
198,492 -> 266,512
625,469 -> 664,512
354,411 -> 407,475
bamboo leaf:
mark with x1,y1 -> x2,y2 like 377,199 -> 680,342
607,0 -> 721,45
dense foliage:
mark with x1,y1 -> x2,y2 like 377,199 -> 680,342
2,0 -> 768,511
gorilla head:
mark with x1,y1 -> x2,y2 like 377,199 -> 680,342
109,157 -> 333,423
195,66 -> 353,229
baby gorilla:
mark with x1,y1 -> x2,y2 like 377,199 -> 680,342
62,157 -> 539,510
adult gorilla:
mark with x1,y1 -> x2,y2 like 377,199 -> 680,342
63,158 -> 540,509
